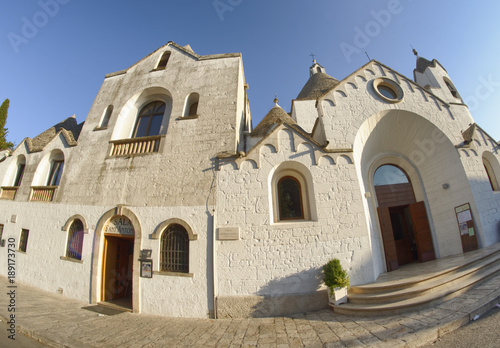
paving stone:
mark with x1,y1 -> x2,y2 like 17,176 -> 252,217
3,274 -> 500,348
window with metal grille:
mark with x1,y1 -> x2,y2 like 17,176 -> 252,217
0,224 -> 3,243
66,219 -> 84,260
160,224 -> 189,273
19,229 -> 29,252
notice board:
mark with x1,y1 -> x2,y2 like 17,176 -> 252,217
455,203 -> 478,253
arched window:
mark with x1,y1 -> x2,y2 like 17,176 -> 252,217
133,101 -> 165,138
483,155 -> 500,191
278,176 -> 304,220
13,161 -> 25,187
270,163 -> 314,223
160,224 -> 189,273
99,105 -> 113,128
47,159 -> 64,186
443,78 -> 459,98
156,52 -> 171,70
66,219 -> 84,260
183,93 -> 199,117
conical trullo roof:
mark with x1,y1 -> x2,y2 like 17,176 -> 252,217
252,103 -> 297,136
296,72 -> 340,100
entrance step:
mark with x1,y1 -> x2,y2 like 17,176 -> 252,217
333,243 -> 500,316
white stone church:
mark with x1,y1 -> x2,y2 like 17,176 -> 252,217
0,42 -> 499,318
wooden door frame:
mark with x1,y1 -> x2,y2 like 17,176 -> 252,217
101,234 -> 134,303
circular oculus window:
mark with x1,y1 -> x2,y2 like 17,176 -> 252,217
372,78 -> 403,103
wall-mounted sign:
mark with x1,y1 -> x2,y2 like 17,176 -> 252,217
104,216 -> 134,236
140,259 -> 153,278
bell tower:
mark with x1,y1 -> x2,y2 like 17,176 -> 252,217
413,49 -> 463,104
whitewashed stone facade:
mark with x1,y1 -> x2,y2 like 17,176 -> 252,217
0,43 -> 499,318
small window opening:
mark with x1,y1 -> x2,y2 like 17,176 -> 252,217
14,163 -> 25,187
183,93 -> 200,117
444,79 -> 459,98
19,229 -> 29,252
99,105 -> 113,128
157,52 -> 171,70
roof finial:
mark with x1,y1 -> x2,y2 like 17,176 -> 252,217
274,94 -> 279,105
310,53 -> 316,63
411,45 -> 419,58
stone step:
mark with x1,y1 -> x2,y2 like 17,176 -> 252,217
349,247 -> 500,295
334,262 -> 500,316
333,245 -> 500,316
348,253 -> 500,305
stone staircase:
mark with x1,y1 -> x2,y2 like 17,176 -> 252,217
333,243 -> 500,316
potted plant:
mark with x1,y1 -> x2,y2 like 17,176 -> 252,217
323,258 -> 350,306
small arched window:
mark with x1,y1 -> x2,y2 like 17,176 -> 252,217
483,155 -> 500,191
66,219 -> 84,260
160,224 -> 189,273
444,78 -> 459,98
156,52 -> 171,70
278,176 -> 304,220
133,101 -> 165,138
183,93 -> 199,117
99,105 -> 113,128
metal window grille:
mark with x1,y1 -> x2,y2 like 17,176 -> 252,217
160,224 -> 189,273
19,229 -> 29,252
66,220 -> 84,260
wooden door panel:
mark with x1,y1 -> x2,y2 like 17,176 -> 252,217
409,202 -> 435,262
378,207 -> 399,271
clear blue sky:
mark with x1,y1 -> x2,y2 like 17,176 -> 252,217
1,0 -> 499,145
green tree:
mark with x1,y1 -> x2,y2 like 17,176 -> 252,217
0,99 -> 14,150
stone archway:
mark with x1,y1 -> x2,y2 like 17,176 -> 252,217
353,110 -> 481,277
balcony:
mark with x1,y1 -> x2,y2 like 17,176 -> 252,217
0,187 -> 18,200
30,186 -> 57,202
110,135 -> 162,157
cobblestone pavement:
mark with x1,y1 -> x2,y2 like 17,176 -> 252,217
1,275 -> 500,348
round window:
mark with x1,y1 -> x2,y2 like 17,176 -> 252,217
372,78 -> 404,103
377,85 -> 397,100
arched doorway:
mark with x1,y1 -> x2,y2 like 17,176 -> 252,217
374,164 -> 435,271
101,216 -> 134,309
91,206 -> 142,312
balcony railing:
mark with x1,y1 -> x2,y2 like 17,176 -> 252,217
30,186 -> 57,202
0,187 -> 18,200
110,135 -> 162,156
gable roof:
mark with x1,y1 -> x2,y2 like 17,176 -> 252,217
23,116 -> 84,153
461,123 -> 499,147
105,41 -> 241,78
252,104 -> 298,136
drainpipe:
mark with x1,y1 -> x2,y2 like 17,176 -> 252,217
212,208 -> 218,319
